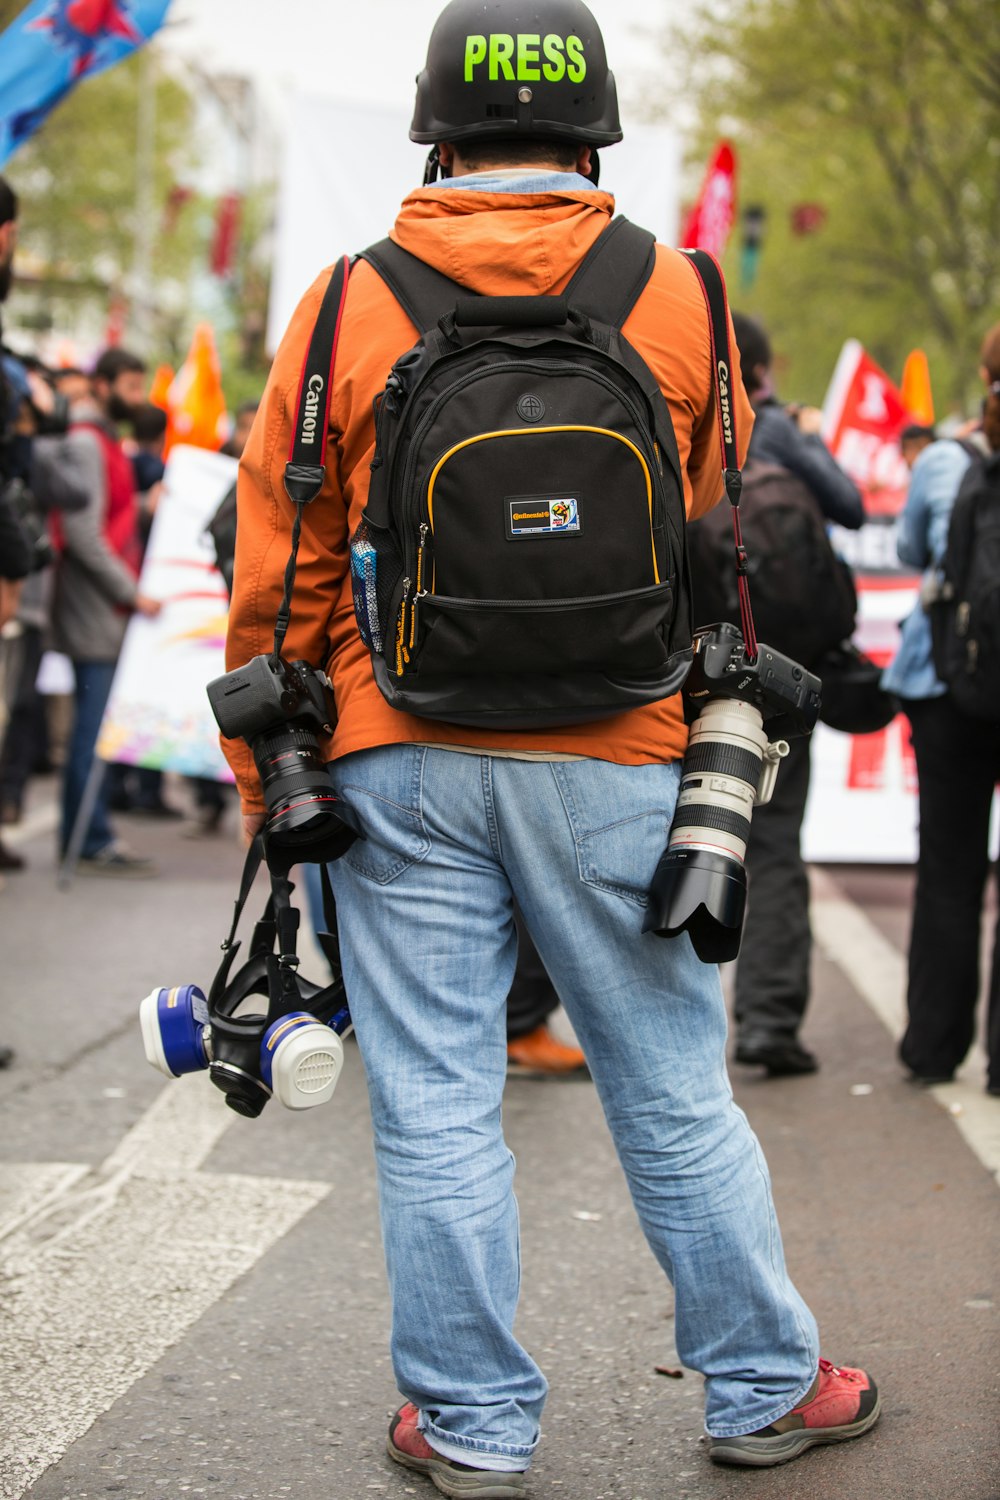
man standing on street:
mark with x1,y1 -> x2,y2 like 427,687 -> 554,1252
726,313 -> 865,1077
52,347 -> 161,875
223,3 -> 881,1491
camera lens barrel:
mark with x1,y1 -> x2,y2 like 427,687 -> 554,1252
252,722 -> 344,847
643,698 -> 769,963
668,698 -> 768,863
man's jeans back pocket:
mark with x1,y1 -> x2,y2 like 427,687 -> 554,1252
330,746 -> 431,886
551,760 -> 680,908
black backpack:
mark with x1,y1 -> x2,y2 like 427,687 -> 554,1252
929,448 -> 1000,721
206,479 -> 237,597
347,218 -> 698,729
686,461 -> 857,666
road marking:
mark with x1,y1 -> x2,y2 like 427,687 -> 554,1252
0,1080 -> 331,1500
811,869 -> 999,1187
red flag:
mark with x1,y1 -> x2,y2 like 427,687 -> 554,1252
679,141 -> 737,257
821,340 -> 923,518
210,192 -> 242,279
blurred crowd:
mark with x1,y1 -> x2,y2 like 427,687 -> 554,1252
0,174 -> 256,889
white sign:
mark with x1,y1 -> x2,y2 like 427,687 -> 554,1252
97,445 -> 236,780
802,579 -> 918,864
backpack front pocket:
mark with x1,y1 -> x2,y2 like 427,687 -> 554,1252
411,582 -> 674,677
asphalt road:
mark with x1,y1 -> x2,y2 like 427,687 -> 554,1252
1,778 -> 998,1500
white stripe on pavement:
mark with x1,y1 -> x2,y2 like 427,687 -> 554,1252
0,1080 -> 331,1500
811,869 -> 1000,1187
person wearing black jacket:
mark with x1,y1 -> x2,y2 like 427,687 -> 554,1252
729,313 -> 864,1077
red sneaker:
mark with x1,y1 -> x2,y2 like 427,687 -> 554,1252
387,1404 -> 528,1496
708,1358 -> 881,1467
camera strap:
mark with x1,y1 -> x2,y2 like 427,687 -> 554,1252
208,833 -> 347,1030
273,253 -> 352,663
681,249 -> 759,661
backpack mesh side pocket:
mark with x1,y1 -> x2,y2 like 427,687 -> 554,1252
349,516 -> 404,656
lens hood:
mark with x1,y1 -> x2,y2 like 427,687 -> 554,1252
643,846 -> 747,964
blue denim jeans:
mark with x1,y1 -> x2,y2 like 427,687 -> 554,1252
326,746 -> 818,1469
61,659 -> 116,858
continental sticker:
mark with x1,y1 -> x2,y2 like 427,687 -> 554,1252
507,495 -> 582,539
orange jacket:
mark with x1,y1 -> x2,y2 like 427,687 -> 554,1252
224,184 -> 753,813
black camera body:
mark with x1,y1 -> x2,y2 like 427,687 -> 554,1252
682,621 -> 820,741
208,654 -> 356,862
208,653 -> 335,743
643,623 -> 821,964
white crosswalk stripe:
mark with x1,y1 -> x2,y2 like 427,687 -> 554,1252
0,1082 -> 331,1500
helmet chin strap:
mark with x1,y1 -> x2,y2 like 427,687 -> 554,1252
424,146 -> 449,184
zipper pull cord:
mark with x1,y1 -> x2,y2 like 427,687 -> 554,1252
395,577 -> 411,676
411,525 -> 428,650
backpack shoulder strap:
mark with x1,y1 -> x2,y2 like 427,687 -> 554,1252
562,215 -> 656,329
360,238 -> 471,334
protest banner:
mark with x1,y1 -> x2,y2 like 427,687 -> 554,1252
96,444 -> 235,780
802,340 -> 925,861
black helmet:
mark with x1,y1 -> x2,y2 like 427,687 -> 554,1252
411,0 -> 623,149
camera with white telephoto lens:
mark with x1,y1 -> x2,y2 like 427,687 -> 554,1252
643,622 -> 821,964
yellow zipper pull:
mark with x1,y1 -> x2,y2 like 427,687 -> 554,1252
395,577 -> 411,676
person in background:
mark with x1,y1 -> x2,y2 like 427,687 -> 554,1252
883,325 -> 1000,1096
728,312 -> 865,1077
0,481 -> 31,1065
0,436 -> 32,887
0,179 -> 90,871
52,347 -> 162,875
221,398 -> 259,459
107,400 -> 181,819
900,423 -> 936,471
184,401 -> 261,837
51,367 -> 91,408
505,913 -> 588,1074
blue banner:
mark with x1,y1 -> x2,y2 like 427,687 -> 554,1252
0,1 -> 173,167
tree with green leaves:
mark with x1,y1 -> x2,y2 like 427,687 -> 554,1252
651,0 -> 1000,413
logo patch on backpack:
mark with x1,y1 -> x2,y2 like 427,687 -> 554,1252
507,494 -> 581,539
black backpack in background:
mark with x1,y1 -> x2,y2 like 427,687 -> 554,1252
686,460 -> 857,666
348,218 -> 698,729
206,479 -> 237,597
929,448 -> 1000,720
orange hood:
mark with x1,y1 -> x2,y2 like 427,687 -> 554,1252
390,185 -> 616,295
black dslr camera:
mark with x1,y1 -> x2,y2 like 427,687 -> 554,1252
643,622 -> 821,964
207,654 -> 356,861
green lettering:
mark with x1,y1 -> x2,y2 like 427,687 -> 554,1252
542,33 -> 566,82
464,34 -> 487,81
489,33 -> 515,82
517,33 -> 541,81
565,34 -> 587,83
